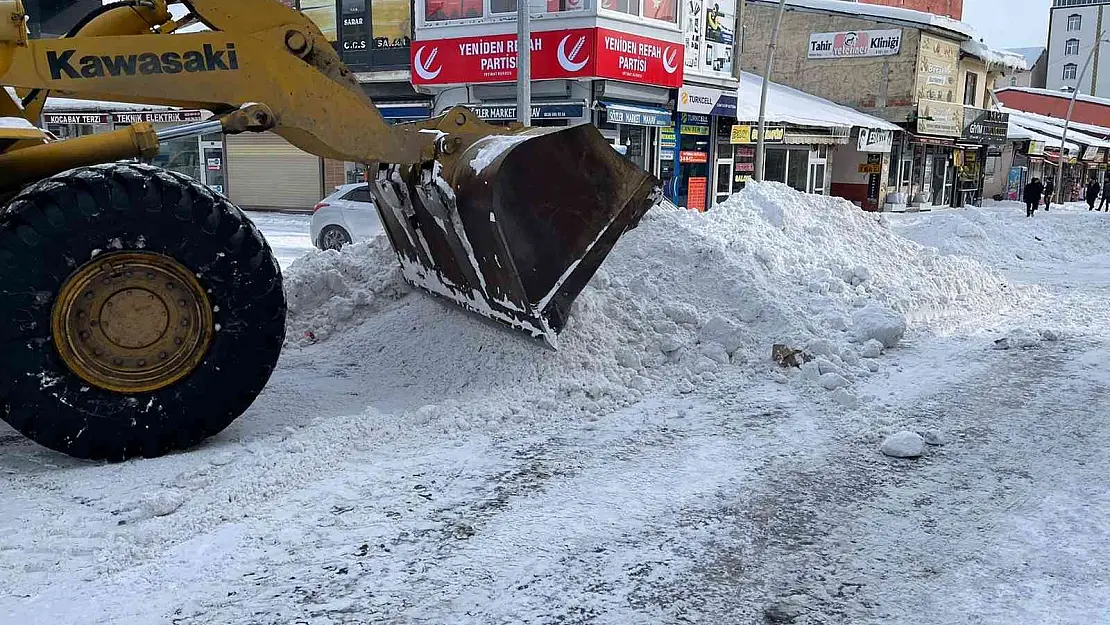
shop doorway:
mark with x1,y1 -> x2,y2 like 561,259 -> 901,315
807,146 -> 828,194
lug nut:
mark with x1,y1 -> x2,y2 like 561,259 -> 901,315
174,337 -> 183,345
137,359 -> 146,367
159,351 -> 168,360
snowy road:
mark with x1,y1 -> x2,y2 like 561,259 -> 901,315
245,210 -> 314,270
3,193 -> 1110,624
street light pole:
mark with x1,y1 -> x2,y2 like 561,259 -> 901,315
516,0 -> 532,126
1053,29 -> 1104,206
754,0 -> 787,182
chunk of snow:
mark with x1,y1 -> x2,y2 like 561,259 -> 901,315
698,315 -> 745,354
819,372 -> 850,391
921,430 -> 948,446
859,339 -> 884,359
0,116 -> 36,129
852,305 -> 906,348
139,491 -> 186,518
881,431 -> 926,458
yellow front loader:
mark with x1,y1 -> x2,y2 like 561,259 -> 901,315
0,0 -> 658,460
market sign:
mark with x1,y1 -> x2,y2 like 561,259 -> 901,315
857,128 -> 894,153
961,107 -> 1008,145
677,83 -> 738,117
468,102 -> 585,121
1082,146 -> 1102,161
411,28 -> 684,88
604,102 -> 672,127
808,29 -> 902,59
916,100 -> 963,138
730,124 -> 785,144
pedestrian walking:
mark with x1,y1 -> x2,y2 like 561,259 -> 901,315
1043,177 -> 1055,211
1024,177 -> 1043,218
1086,178 -> 1101,211
1100,179 -> 1110,212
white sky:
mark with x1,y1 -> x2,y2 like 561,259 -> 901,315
962,0 -> 1053,49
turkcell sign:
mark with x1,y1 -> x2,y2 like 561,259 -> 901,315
808,29 -> 902,59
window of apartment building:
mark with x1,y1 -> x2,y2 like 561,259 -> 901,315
1064,63 -> 1078,79
600,0 -> 678,22
1067,14 -> 1082,31
492,0 -> 585,15
963,72 -> 979,106
1066,38 -> 1080,55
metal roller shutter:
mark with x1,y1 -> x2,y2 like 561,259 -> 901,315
226,132 -> 322,211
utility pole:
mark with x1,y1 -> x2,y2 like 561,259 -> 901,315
733,0 -> 747,82
1054,30 -> 1105,206
516,0 -> 532,126
754,0 -> 787,182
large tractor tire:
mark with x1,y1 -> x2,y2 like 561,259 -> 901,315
0,164 -> 286,461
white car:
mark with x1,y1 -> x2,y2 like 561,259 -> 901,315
310,183 -> 384,250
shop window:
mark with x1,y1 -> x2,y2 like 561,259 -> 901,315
764,150 -> 787,185
1065,38 -> 1080,55
300,0 -> 338,40
643,0 -> 677,22
1063,63 -> 1078,80
491,0 -> 584,13
963,72 -> 978,107
786,148 -> 808,192
370,0 -> 413,49
600,0 -> 641,16
425,0 -> 482,20
1067,13 -> 1081,32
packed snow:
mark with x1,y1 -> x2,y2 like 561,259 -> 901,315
3,183 -> 1110,624
737,72 -> 900,131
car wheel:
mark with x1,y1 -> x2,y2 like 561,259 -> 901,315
318,225 -> 352,251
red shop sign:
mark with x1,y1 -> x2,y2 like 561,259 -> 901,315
411,27 -> 683,88
679,150 -> 708,163
594,28 -> 683,89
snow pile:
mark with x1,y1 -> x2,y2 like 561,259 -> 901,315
282,182 -> 1022,416
283,237 -> 409,344
890,204 -> 1110,266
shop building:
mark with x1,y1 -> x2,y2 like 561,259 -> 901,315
995,107 -> 1110,202
739,0 -> 1023,209
227,0 -> 429,211
410,0 -> 686,180
732,72 -> 901,211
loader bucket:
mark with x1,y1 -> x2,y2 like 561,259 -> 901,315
371,123 -> 660,347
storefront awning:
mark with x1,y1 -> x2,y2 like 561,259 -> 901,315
735,72 -> 899,132
1007,122 -> 1081,155
598,101 -> 673,127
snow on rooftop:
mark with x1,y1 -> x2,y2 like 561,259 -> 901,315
1005,46 -> 1045,68
1006,120 -> 1081,155
751,0 -> 975,38
737,72 -> 900,131
961,39 -> 1029,72
1007,110 -> 1110,149
998,106 -> 1110,140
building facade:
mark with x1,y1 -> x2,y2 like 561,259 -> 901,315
1045,0 -> 1110,97
994,47 -> 1048,90
740,1 -> 1017,209
857,0 -> 963,20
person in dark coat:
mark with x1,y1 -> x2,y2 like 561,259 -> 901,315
1100,178 -> 1110,211
1043,177 -> 1055,211
1023,178 -> 1043,218
1086,179 -> 1102,211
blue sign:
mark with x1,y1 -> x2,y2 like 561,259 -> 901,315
469,102 -> 586,121
604,102 -> 673,127
712,94 -> 738,118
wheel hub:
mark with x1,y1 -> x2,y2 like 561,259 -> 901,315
52,251 -> 214,394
